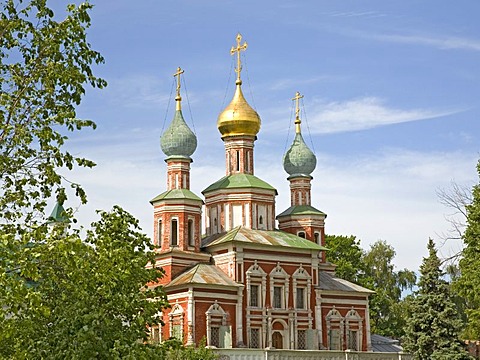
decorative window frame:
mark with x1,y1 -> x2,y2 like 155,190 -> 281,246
326,307 -> 344,350
246,261 -> 267,309
206,301 -> 228,348
169,302 -> 184,341
293,264 -> 311,310
345,308 -> 363,351
269,263 -> 290,310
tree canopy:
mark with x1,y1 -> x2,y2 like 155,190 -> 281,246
0,1 -> 216,358
325,236 -> 416,338
404,239 -> 470,360
455,160 -> 480,339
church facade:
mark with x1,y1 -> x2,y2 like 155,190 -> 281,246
149,34 -> 373,352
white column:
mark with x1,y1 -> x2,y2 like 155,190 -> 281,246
236,286 -> 244,346
187,288 -> 194,345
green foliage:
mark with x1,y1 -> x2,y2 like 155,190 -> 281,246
455,160 -> 480,339
325,234 -> 364,283
158,338 -> 218,360
362,240 -> 416,338
0,206 -> 168,359
325,236 -> 416,338
404,239 -> 471,360
0,0 -> 106,226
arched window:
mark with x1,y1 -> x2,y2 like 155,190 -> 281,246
236,150 -> 240,172
314,232 -> 320,244
188,219 -> 194,246
171,218 -> 178,246
259,215 -> 263,225
298,231 -> 306,239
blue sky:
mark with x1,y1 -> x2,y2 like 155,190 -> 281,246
64,0 -> 480,271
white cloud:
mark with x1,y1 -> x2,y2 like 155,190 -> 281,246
263,96 -> 460,134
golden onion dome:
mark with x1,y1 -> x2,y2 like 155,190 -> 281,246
217,81 -> 261,138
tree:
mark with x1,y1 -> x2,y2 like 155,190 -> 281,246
404,239 -> 471,360
0,0 -> 106,227
1,206 -> 169,359
0,2 -> 185,358
325,234 -> 364,283
455,160 -> 480,339
362,240 -> 416,338
325,236 -> 416,338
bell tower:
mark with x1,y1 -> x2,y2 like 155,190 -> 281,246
203,34 -> 277,236
276,92 -> 327,260
151,67 -> 209,284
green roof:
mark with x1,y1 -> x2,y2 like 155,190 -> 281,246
202,174 -> 277,194
48,202 -> 69,223
276,205 -> 327,218
150,189 -> 203,203
202,226 -> 328,251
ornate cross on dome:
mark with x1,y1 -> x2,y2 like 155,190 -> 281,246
230,33 -> 248,84
173,67 -> 185,110
292,91 -> 304,133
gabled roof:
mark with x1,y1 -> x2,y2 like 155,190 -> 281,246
166,263 -> 240,288
202,174 -> 277,194
276,204 -> 326,218
318,271 -> 374,294
150,189 -> 203,203
202,226 -> 328,251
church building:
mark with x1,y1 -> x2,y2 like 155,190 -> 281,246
150,34 -> 374,351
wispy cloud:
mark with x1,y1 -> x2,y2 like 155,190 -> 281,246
371,33 -> 480,52
325,11 -> 387,19
263,96 -> 461,134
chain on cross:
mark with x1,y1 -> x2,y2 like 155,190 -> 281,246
230,33 -> 248,84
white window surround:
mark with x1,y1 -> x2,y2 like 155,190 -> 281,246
169,302 -> 184,341
293,265 -> 311,310
206,301 -> 228,347
326,307 -> 344,350
246,261 -> 267,309
269,263 -> 289,309
345,308 -> 363,351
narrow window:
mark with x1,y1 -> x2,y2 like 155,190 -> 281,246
210,326 -> 220,347
297,329 -> 307,350
250,284 -> 259,307
298,231 -> 306,239
348,330 -> 358,350
314,232 -> 320,244
273,286 -> 282,308
296,287 -> 305,309
188,219 -> 194,246
171,219 -> 178,246
329,329 -> 341,350
236,150 -> 240,171
250,328 -> 260,348
157,219 -> 162,245
259,215 -> 263,225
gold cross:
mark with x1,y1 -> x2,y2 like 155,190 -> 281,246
292,91 -> 304,133
230,33 -> 248,84
173,67 -> 184,110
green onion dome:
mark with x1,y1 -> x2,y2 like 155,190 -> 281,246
283,132 -> 316,177
160,110 -> 197,158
